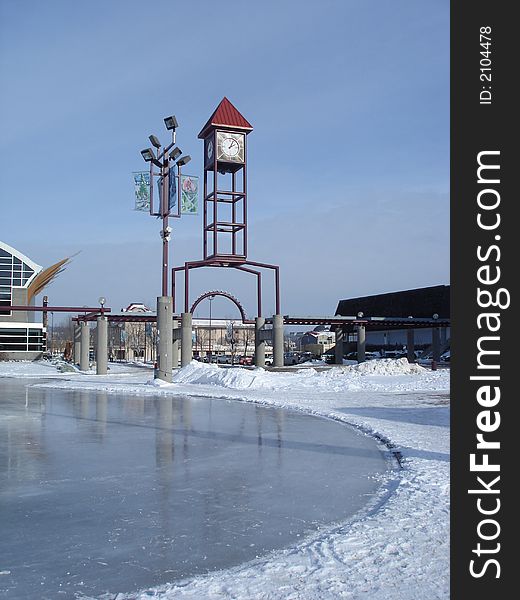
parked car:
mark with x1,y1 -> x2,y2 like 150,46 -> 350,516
216,355 -> 233,364
284,352 -> 300,366
203,355 -> 218,363
299,352 -> 314,363
382,350 -> 406,359
239,355 -> 253,366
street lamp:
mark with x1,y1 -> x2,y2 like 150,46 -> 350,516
98,296 -> 106,315
164,115 -> 179,131
149,135 -> 161,149
140,115 -> 190,296
50,311 -> 54,356
208,295 -> 215,360
170,147 -> 182,161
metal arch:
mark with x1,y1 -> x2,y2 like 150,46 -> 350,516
190,290 -> 247,322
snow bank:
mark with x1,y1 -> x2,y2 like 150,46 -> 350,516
346,357 -> 426,375
168,358 -> 448,394
0,359 -> 69,378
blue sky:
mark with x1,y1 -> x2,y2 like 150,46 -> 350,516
0,0 -> 449,319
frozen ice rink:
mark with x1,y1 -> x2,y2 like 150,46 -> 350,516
0,378 -> 388,599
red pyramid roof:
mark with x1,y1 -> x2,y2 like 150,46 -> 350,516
198,97 -> 253,138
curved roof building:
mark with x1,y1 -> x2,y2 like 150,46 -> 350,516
0,241 -> 69,360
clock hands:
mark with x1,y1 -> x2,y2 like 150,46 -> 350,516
222,137 -> 239,156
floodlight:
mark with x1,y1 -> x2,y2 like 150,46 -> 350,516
170,147 -> 182,160
149,134 -> 161,149
98,296 -> 106,307
164,115 -> 179,130
176,155 -> 191,166
141,148 -> 155,162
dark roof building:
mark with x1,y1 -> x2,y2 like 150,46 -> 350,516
335,285 -> 450,320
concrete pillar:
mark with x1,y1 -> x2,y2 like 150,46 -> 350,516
79,321 -> 90,371
42,296 -> 49,329
156,296 -> 173,383
334,327 -> 344,365
172,318 -> 180,370
73,323 -> 81,365
357,324 -> 366,363
181,312 -> 193,367
407,329 -> 415,363
96,316 -> 108,375
254,317 -> 266,368
273,314 -> 284,368
432,327 -> 441,370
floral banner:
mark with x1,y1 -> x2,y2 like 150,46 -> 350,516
132,172 -> 150,211
180,175 -> 198,215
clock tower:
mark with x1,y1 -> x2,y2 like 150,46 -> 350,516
198,97 -> 253,262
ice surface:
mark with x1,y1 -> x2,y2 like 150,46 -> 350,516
0,378 -> 387,599
0,360 -> 450,599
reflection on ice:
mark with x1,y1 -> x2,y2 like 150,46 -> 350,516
0,379 -> 387,599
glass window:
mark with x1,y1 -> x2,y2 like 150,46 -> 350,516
0,336 -> 29,344
0,325 -> 44,352
0,249 -> 11,257
0,328 -> 26,335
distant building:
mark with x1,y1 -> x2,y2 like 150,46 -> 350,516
334,285 -> 450,353
1,241 -> 71,361
0,242 -> 45,360
300,328 -> 335,357
106,304 -> 258,364
191,319 -> 257,360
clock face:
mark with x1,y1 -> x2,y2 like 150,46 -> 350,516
207,139 -> 213,160
216,131 -> 245,163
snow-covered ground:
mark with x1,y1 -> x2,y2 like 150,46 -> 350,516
0,359 -> 450,599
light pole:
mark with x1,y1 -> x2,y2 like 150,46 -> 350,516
229,322 -> 236,364
140,116 -> 191,297
208,295 -> 215,361
118,323 -> 123,362
50,311 -> 54,356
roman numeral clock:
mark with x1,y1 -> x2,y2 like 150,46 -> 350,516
199,97 -> 252,261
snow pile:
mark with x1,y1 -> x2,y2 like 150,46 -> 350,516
171,360 -> 282,390
168,359 -> 447,394
346,357 -> 426,375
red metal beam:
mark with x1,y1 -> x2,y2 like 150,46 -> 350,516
2,305 -> 111,313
